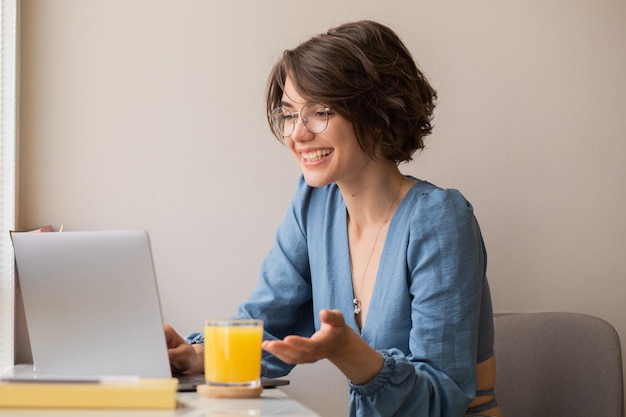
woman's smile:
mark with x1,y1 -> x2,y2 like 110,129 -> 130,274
301,148 -> 334,162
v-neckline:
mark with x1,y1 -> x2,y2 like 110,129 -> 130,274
341,179 -> 417,333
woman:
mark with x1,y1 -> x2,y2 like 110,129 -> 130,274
166,20 -> 503,417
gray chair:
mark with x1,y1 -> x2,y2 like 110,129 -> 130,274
494,312 -> 624,417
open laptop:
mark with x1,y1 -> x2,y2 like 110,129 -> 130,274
9,230 -> 172,380
7,230 -> 287,391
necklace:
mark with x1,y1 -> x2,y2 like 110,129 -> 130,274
352,177 -> 405,315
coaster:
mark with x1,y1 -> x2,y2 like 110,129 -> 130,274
197,384 -> 263,399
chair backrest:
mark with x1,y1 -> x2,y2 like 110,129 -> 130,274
494,312 -> 624,417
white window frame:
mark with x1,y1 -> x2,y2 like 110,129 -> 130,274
0,0 -> 18,373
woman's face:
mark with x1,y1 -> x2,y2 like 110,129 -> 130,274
281,76 -> 372,188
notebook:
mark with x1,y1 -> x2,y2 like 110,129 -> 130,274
10,230 -> 172,380
7,230 -> 288,391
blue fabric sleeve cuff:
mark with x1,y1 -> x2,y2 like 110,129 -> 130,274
185,332 -> 204,345
349,350 -> 396,396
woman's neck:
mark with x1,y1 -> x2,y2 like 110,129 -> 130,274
339,167 -> 409,230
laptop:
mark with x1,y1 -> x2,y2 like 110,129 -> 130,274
9,230 -> 171,380
7,230 -> 287,391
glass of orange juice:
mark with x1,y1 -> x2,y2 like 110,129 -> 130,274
204,319 -> 263,388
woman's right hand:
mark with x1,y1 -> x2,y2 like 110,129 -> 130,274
163,323 -> 204,374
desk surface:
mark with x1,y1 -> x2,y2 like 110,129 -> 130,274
0,388 -> 320,417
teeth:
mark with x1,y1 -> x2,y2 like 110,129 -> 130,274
302,149 -> 333,161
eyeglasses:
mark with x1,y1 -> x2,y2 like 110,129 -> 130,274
270,103 -> 331,137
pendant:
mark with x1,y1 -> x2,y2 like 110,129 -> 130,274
353,298 -> 361,315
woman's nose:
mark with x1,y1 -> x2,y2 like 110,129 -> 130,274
290,116 -> 312,141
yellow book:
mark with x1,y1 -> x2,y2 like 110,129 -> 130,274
0,378 -> 178,409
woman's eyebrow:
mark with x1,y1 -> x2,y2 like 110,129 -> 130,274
280,100 -> 295,109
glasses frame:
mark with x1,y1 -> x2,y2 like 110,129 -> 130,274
270,103 -> 331,138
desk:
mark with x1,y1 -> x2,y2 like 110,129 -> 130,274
0,388 -> 320,416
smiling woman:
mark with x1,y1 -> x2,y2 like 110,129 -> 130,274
166,20 -> 503,417
0,0 -> 18,374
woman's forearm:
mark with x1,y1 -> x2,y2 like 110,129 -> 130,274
327,329 -> 384,385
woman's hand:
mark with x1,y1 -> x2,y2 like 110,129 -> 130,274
163,323 -> 204,374
262,309 -> 348,363
261,309 -> 384,384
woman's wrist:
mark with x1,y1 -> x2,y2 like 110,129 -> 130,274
189,343 -> 205,374
328,328 -> 384,385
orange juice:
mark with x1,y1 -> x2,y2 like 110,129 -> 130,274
204,319 -> 263,387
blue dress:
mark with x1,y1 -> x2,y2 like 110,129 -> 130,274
191,175 -> 495,417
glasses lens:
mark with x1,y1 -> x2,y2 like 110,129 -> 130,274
270,107 -> 294,137
302,103 -> 329,134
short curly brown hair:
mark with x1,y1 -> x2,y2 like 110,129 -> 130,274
266,20 -> 437,164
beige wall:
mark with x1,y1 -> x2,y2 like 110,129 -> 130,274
17,1 -> 626,416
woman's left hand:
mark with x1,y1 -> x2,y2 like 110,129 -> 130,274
262,309 -> 384,384
261,309 -> 350,364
